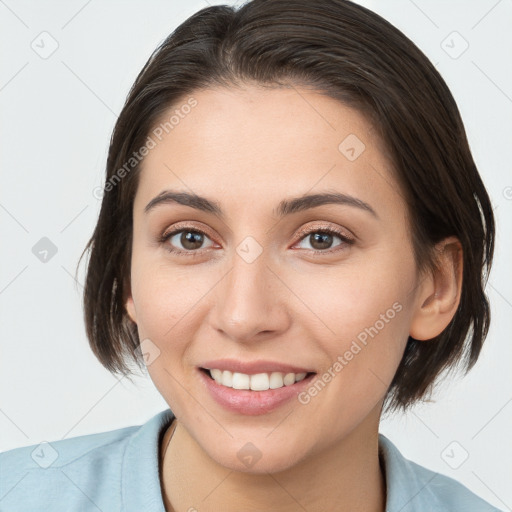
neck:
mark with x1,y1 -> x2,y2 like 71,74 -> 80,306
160,416 -> 386,512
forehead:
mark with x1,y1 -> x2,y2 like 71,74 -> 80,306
134,85 -> 404,220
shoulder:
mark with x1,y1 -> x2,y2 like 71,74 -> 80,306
0,422 -> 139,470
379,434 -> 503,512
0,408 -> 174,512
0,423 -> 138,512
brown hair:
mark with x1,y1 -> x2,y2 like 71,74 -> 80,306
76,0 -> 494,413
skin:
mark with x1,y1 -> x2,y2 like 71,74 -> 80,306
125,85 -> 463,512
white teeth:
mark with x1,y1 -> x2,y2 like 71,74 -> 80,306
283,373 -> 296,386
210,368 -> 222,381
269,372 -> 284,389
222,370 -> 233,387
208,369 -> 309,391
250,373 -> 269,391
232,372 -> 250,389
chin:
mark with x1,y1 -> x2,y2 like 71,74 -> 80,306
205,435 -> 307,475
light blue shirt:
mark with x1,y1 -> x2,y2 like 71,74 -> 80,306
0,408 -> 502,511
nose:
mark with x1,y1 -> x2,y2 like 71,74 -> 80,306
210,250 -> 291,344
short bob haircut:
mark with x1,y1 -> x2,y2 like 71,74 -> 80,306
77,0 -> 495,414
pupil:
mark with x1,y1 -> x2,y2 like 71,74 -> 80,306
311,232 -> 332,250
182,231 -> 203,250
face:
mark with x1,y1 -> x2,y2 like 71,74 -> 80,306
125,85 -> 426,473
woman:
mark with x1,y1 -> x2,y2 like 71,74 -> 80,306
0,0 -> 501,510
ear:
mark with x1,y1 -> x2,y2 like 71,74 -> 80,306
125,295 -> 137,324
124,279 -> 137,324
409,236 -> 463,341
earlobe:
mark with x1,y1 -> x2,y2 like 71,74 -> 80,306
123,275 -> 137,324
409,236 -> 463,341
125,295 -> 137,324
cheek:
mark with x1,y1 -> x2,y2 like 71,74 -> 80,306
294,252 -> 415,406
131,256 -> 204,341
131,266 -> 203,417
295,250 -> 414,345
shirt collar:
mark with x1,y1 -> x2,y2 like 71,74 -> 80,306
379,433 -> 443,511
122,408 -> 174,512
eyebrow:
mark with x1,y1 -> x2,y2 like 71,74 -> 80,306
144,189 -> 378,219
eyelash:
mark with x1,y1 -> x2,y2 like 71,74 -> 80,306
158,224 -> 355,257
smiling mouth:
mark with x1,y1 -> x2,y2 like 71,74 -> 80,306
200,368 -> 316,391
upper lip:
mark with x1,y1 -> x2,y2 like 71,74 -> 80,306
200,359 -> 315,375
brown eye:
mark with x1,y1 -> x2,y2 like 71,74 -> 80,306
294,227 -> 355,253
307,232 -> 336,251
179,231 -> 205,250
160,228 -> 215,255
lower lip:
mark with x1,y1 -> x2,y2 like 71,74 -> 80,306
198,369 -> 316,416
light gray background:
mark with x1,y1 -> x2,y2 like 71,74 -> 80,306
1,0 -> 511,509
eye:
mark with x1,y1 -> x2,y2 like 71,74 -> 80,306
293,226 -> 354,253
159,227 -> 215,256
159,224 -> 354,256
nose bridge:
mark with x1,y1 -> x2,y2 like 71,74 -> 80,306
212,238 -> 289,341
